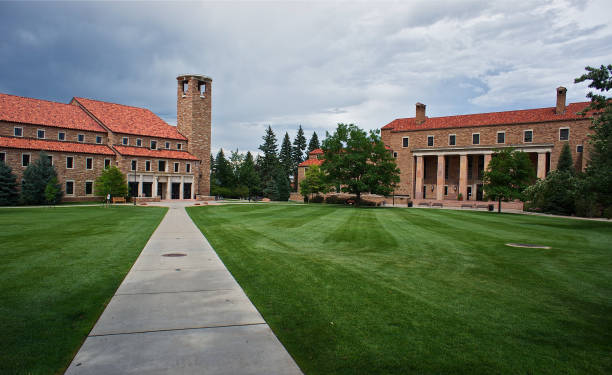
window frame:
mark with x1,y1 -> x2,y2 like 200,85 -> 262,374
14,126 -> 23,137
559,127 -> 570,141
576,145 -> 583,153
145,160 -> 151,171
37,129 -> 46,139
85,181 -> 94,196
444,185 -> 448,196
58,131 -> 66,141
96,135 -> 103,144
136,138 -> 142,147
448,134 -> 456,146
66,156 -> 74,169
104,159 -> 111,169
472,133 -> 480,145
186,163 -> 191,173
523,129 -> 533,143
86,157 -> 93,170
177,143 -> 182,150
496,131 -> 505,144
174,162 -> 179,173
158,160 -> 166,172
165,141 -> 170,149
0,152 -> 5,163
77,134 -> 85,143
122,137 -> 129,146
402,137 -> 409,148
427,135 -> 434,147
131,159 -> 137,171
22,153 -> 31,167
65,180 -> 75,196
150,140 -> 157,150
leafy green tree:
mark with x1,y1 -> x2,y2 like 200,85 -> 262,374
299,165 -> 331,200
322,123 -> 400,205
44,176 -> 62,205
279,132 -> 293,177
94,166 -> 128,198
307,131 -> 320,154
21,152 -> 58,205
258,126 -> 279,191
238,151 -> 261,200
229,149 -> 245,179
574,64 -> 612,215
483,148 -> 535,213
292,125 -> 307,190
0,161 -> 19,206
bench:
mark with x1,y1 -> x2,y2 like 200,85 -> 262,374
476,204 -> 488,209
112,197 -> 126,204
431,203 -> 443,208
461,204 -> 474,208
418,202 -> 430,207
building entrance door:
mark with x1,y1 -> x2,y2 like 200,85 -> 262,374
467,186 -> 472,200
476,184 -> 484,201
171,183 -> 181,199
183,183 -> 192,199
158,182 -> 166,200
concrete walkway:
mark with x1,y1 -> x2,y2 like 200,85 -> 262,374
65,202 -> 302,375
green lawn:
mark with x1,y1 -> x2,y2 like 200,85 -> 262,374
0,206 -> 167,375
187,204 -> 612,375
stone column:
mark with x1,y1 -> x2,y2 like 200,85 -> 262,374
138,174 -> 143,197
415,156 -> 424,199
537,152 -> 547,179
166,179 -> 172,200
153,176 -> 158,197
436,155 -> 445,201
459,154 -> 468,200
190,180 -> 195,200
484,154 -> 492,172
180,176 -> 185,200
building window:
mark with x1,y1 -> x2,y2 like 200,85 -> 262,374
402,137 -> 409,148
576,145 -> 583,153
165,141 -> 170,149
122,137 -> 129,145
104,159 -> 111,169
0,152 -> 5,163
131,160 -> 137,171
177,143 -> 182,150
145,160 -> 151,171
472,133 -> 480,145
186,163 -> 191,173
393,152 -> 398,158
524,130 -> 533,143
65,181 -> 74,196
66,156 -> 74,169
136,138 -> 142,147
22,153 -> 30,167
96,136 -> 103,144
449,134 -> 456,146
151,140 -> 157,150
444,185 -> 448,196
158,160 -> 166,172
46,155 -> 53,165
14,127 -> 23,137
86,157 -> 93,170
58,132 -> 65,141
78,134 -> 85,143
559,128 -> 569,141
85,181 -> 93,195
37,129 -> 45,139
174,162 -> 179,173
497,131 -> 505,144
427,135 -> 434,147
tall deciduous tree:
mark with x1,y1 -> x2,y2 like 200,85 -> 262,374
483,148 -> 535,213
0,161 -> 19,206
299,165 -> 331,200
322,123 -> 400,205
258,126 -> 279,188
94,166 -> 128,198
574,64 -> 612,215
44,176 -> 62,205
21,152 -> 59,205
307,131 -> 320,154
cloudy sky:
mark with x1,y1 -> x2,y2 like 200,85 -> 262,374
1,0 -> 611,155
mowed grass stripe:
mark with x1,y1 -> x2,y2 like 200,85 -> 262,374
188,204 -> 612,375
0,206 -> 167,375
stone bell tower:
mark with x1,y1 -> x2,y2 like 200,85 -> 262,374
177,74 -> 212,197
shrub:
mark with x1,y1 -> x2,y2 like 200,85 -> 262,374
311,195 -> 324,203
21,152 -> 59,205
325,195 -> 349,205
0,161 -> 19,206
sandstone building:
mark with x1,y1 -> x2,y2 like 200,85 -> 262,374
0,74 -> 212,201
298,87 -> 592,206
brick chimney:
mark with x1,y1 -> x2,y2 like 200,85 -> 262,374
556,86 -> 567,114
416,102 -> 426,124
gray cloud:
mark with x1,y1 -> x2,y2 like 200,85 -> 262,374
1,0 -> 611,155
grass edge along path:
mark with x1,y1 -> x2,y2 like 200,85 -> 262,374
187,204 -> 612,375
0,205 -> 168,375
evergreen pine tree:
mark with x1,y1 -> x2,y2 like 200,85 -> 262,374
279,132 -> 293,177
21,152 -> 59,205
0,161 -> 19,206
239,151 -> 261,199
557,143 -> 574,174
258,126 -> 279,188
213,149 -> 234,187
274,167 -> 291,201
307,131 -> 320,154
292,125 -> 307,191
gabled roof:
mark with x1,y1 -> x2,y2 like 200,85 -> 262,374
298,158 -> 324,167
309,148 -> 324,155
113,145 -> 198,161
0,136 -> 115,155
73,97 -> 187,140
382,102 -> 591,132
0,93 -> 106,132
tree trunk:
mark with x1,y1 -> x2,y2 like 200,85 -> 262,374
356,191 -> 361,207
498,197 -> 502,213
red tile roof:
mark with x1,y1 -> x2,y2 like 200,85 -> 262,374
0,136 -> 115,155
382,102 -> 591,132
309,148 -> 324,155
74,97 -> 187,140
0,93 -> 106,132
298,158 -> 324,167
113,145 -> 198,161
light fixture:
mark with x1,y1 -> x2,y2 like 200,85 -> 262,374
431,185 -> 434,192
454,185 -> 457,192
